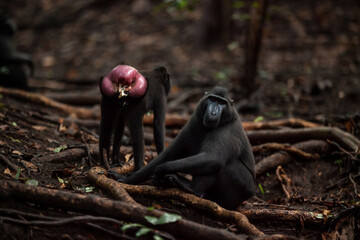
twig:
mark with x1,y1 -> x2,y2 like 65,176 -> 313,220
1,215 -> 124,226
349,173 -> 359,197
87,223 -> 133,239
0,208 -> 133,239
275,166 -> 292,199
0,153 -> 27,178
327,139 -> 359,161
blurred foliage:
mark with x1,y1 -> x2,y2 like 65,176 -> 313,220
155,0 -> 198,12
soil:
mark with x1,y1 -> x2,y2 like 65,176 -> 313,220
0,0 -> 359,239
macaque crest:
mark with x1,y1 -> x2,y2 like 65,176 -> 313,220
101,65 -> 148,98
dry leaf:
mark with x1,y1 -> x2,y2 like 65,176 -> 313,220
32,125 -> 47,131
4,168 -> 11,175
125,153 -> 133,162
12,150 -> 23,156
0,140 -> 5,145
21,160 -> 38,171
0,125 -> 8,130
29,142 -> 41,149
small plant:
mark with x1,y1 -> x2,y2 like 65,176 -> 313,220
258,183 -> 265,195
122,212 -> 182,239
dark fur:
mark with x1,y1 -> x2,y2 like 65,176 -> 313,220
113,86 -> 255,210
99,66 -> 170,170
0,14 -> 34,89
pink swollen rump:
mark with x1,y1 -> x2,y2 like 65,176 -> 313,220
101,65 -> 148,98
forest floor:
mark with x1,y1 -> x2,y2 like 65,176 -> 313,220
0,0 -> 360,239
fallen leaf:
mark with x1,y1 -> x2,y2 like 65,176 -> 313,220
0,124 -> 8,130
12,150 -> 23,156
54,145 -> 67,153
21,160 -> 38,171
125,153 -> 133,162
25,179 -> 38,186
29,142 -> 41,149
9,136 -> 21,143
4,168 -> 11,175
0,140 -> 5,145
32,125 -> 47,131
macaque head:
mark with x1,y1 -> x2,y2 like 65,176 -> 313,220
100,65 -> 148,99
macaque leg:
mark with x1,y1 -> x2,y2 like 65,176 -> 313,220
128,113 -> 145,171
99,98 -> 117,169
111,116 -> 125,165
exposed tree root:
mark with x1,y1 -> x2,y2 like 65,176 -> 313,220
87,167 -> 138,205
252,142 -> 320,161
0,87 -> 99,119
31,144 -> 157,165
143,113 -> 190,127
255,140 -> 332,175
247,127 -> 360,152
0,180 -> 248,240
88,166 -> 265,236
237,207 -> 325,227
242,118 -> 320,130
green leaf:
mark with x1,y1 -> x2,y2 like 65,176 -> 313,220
145,213 -> 181,225
334,159 -> 343,165
9,136 -> 21,143
0,66 -> 10,74
15,168 -> 21,180
258,183 -> 265,195
57,175 -> 67,184
145,216 -> 159,225
254,116 -> 264,123
121,223 -> 144,231
25,179 -> 38,186
227,41 -> 239,51
153,235 -> 164,240
136,227 -> 151,237
147,206 -> 155,211
85,186 -> 95,193
12,122 -> 17,127
54,145 -> 67,153
157,213 -> 181,224
215,71 -> 227,81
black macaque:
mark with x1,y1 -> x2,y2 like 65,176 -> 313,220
99,65 -> 170,171
0,13 -> 34,89
110,86 -> 255,210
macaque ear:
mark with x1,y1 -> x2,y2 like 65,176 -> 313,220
100,65 -> 148,98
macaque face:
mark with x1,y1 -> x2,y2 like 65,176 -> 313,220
100,65 -> 148,98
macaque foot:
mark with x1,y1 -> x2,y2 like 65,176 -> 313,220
107,170 -> 127,183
